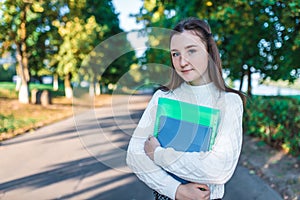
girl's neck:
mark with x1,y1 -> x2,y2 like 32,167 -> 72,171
186,80 -> 213,86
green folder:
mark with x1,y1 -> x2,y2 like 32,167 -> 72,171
154,98 -> 220,150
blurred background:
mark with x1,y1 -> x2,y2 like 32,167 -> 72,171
0,0 -> 299,199
0,0 -> 300,154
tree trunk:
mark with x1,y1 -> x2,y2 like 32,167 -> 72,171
53,74 -> 59,91
16,47 -> 30,103
15,3 -> 30,104
89,81 -> 95,97
247,66 -> 252,97
18,80 -> 30,103
15,67 -> 21,92
64,73 -> 73,99
95,82 -> 101,96
239,70 -> 244,91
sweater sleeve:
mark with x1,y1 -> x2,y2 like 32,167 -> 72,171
126,91 -> 181,199
153,93 -> 243,184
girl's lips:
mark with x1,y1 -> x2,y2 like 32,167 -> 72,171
181,69 -> 193,73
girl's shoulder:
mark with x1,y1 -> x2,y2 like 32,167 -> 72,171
151,89 -> 174,102
224,91 -> 242,101
224,91 -> 244,109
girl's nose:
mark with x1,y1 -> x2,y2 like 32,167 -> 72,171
180,56 -> 189,67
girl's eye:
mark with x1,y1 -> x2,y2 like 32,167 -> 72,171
172,52 -> 180,57
187,49 -> 196,55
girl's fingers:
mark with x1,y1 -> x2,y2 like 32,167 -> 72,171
195,183 -> 210,191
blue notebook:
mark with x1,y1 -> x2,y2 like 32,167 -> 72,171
157,115 -> 212,183
157,116 -> 212,152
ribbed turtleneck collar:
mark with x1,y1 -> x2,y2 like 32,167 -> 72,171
179,82 -> 219,95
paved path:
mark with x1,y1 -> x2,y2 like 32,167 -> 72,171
0,95 -> 282,200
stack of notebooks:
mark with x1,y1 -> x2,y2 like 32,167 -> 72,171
153,97 -> 220,183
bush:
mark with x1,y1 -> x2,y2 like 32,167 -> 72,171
0,113 -> 37,134
244,96 -> 300,156
0,114 -> 15,132
0,65 -> 16,82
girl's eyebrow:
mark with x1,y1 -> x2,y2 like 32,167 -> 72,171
170,48 -> 178,52
185,44 -> 198,49
170,44 -> 199,52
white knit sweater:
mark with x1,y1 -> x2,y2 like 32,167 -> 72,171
126,82 -> 243,199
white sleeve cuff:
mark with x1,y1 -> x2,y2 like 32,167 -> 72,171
153,146 -> 167,166
154,146 -> 164,158
154,147 -> 181,199
164,175 -> 181,199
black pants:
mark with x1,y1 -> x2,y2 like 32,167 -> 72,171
153,190 -> 222,200
153,190 -> 172,200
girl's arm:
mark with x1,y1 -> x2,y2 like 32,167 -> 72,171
126,91 -> 181,199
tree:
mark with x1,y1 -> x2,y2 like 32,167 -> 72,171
0,0 -> 60,103
53,16 -> 107,98
52,0 -> 133,97
204,1 -> 300,96
134,0 -> 300,96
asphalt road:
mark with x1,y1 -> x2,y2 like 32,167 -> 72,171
0,95 -> 282,200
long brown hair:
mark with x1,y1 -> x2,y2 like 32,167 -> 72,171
160,17 -> 246,104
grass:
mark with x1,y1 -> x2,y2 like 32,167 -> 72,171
0,98 -> 74,141
290,95 -> 300,100
262,79 -> 300,90
0,81 -> 113,141
0,82 -> 72,140
0,82 -> 65,99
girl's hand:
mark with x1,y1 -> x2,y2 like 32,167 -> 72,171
175,183 -> 210,200
144,135 -> 161,161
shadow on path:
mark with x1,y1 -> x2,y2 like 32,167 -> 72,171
0,107 -> 152,200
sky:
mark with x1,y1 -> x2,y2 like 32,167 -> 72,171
112,0 -> 144,31
112,0 -> 147,57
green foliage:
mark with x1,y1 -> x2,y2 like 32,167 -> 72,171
0,82 -> 16,90
0,0 -> 61,73
53,16 -> 107,82
50,0 -> 135,95
244,96 -> 300,156
101,51 -> 137,85
0,0 -> 128,98
0,0 -> 64,102
138,48 -> 172,85
0,64 -> 16,82
0,114 -> 15,133
135,0 -> 300,95
0,82 -> 18,98
0,113 -> 36,133
29,83 -> 65,97
0,82 -> 65,98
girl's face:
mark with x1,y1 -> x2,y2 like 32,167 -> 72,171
170,31 -> 211,86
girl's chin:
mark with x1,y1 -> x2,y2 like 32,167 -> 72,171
179,73 -> 210,85
180,75 -> 198,83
